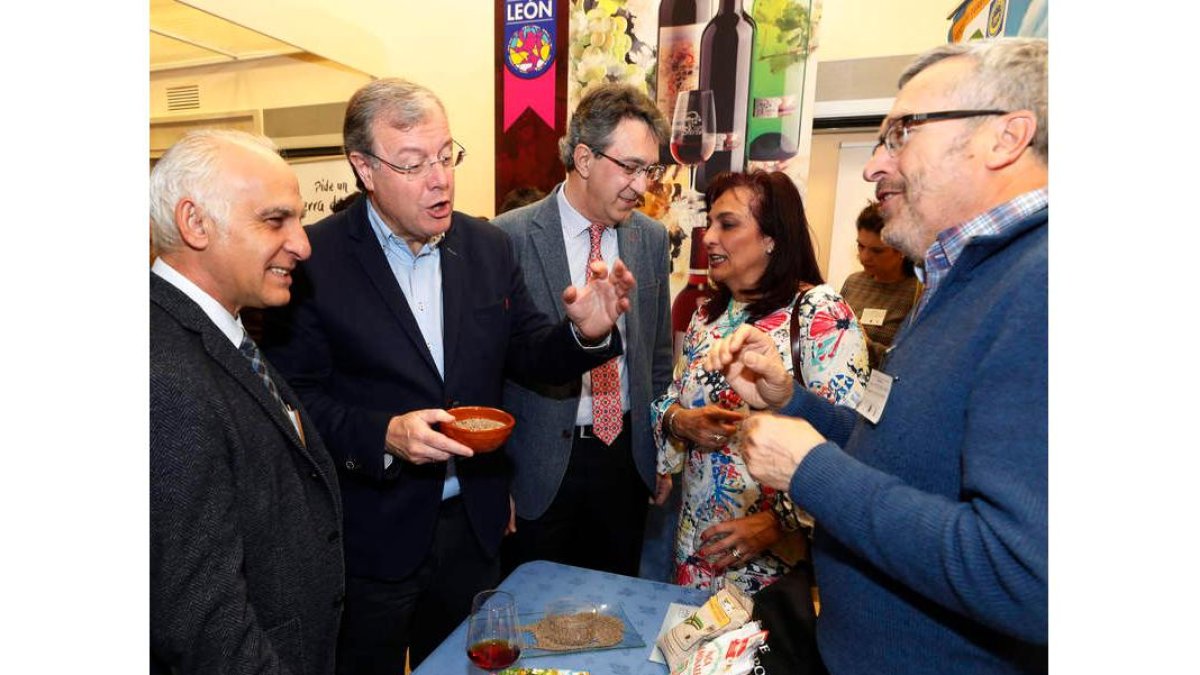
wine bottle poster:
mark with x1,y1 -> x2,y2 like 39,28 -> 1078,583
560,0 -> 818,186
555,0 -> 819,299
495,0 -> 569,213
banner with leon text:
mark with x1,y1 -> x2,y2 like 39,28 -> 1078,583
495,0 -> 568,214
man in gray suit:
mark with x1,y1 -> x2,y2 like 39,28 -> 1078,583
150,129 -> 344,675
494,84 -> 674,576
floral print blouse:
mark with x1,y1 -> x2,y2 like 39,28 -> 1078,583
651,285 -> 870,594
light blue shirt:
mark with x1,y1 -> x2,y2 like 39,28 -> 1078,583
555,187 -> 630,425
367,200 -> 459,500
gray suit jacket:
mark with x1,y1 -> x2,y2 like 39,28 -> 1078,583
494,186 -> 673,519
150,274 -> 344,675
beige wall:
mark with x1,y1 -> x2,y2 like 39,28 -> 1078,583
150,54 -> 369,118
180,0 -> 497,218
806,129 -> 877,279
816,0 -> 954,62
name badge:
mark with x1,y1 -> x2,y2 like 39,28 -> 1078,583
860,308 -> 887,326
857,370 -> 893,425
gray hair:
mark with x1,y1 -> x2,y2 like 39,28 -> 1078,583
149,129 -> 279,255
559,83 -> 668,170
343,78 -> 446,189
900,37 -> 1047,161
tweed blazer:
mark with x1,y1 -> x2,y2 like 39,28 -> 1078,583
493,186 -> 673,519
260,197 -> 621,580
150,274 -> 344,675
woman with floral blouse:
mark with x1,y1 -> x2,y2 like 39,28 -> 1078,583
652,171 -> 869,594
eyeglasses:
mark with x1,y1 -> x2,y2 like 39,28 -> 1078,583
361,140 -> 467,181
876,110 -> 1008,156
591,148 -> 667,182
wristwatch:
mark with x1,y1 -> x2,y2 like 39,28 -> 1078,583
771,495 -> 814,536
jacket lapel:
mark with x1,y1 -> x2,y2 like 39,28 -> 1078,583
203,328 -> 312,451
440,214 -> 468,378
616,218 -> 643,355
344,201 -> 441,378
528,189 -> 573,323
150,275 -> 312,455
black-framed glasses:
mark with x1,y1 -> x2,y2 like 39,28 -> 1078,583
876,110 -> 1008,156
361,139 -> 467,181
591,148 -> 667,182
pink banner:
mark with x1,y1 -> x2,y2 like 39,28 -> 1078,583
503,63 -> 556,132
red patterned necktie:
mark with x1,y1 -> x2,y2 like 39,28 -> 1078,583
587,223 -> 622,445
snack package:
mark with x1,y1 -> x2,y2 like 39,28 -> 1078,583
673,621 -> 769,675
657,585 -> 754,673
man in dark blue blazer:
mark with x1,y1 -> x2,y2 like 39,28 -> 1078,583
493,84 -> 675,579
150,130 -> 344,675
262,78 -> 636,674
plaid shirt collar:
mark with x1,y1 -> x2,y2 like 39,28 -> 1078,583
913,188 -> 1048,318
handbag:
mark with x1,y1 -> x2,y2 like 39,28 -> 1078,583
749,284 -> 828,675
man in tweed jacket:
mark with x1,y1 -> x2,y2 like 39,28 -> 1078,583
150,129 -> 344,675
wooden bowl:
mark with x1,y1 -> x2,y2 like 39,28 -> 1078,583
442,406 -> 515,453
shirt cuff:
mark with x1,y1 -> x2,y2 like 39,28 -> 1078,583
570,322 -> 612,350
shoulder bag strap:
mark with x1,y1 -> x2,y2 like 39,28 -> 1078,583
789,284 -> 814,386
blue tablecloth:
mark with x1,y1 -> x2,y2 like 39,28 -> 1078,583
413,560 -> 709,675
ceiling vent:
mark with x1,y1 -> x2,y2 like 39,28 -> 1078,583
166,85 -> 200,112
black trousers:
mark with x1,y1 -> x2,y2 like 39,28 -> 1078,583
335,497 -> 500,674
503,415 -> 650,577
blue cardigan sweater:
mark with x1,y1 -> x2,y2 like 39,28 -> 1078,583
781,207 -> 1048,674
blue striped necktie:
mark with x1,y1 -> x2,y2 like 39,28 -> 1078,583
238,333 -> 286,412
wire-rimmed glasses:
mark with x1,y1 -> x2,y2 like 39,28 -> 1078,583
360,139 -> 467,181
590,149 -> 667,183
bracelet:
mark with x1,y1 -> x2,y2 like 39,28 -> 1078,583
664,405 -> 683,440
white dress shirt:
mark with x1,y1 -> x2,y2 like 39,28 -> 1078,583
555,187 -> 631,425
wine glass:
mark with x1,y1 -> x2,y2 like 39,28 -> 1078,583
466,589 -> 521,673
670,90 -> 717,195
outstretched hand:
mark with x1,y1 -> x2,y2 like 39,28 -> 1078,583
562,258 -> 636,341
704,324 -> 794,410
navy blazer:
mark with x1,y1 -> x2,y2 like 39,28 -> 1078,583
150,275 -> 344,675
262,196 -> 621,580
493,187 -> 673,519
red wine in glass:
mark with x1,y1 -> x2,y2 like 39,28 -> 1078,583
671,137 -> 715,165
467,638 -> 521,671
466,589 -> 521,672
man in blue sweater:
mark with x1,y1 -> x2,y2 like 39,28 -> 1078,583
707,38 -> 1048,674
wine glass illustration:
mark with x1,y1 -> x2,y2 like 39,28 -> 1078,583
466,589 -> 521,673
671,89 -> 717,195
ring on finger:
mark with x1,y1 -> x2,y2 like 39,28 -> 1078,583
731,546 -> 742,560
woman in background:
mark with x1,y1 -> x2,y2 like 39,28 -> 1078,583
839,201 -> 922,368
651,171 -> 868,594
